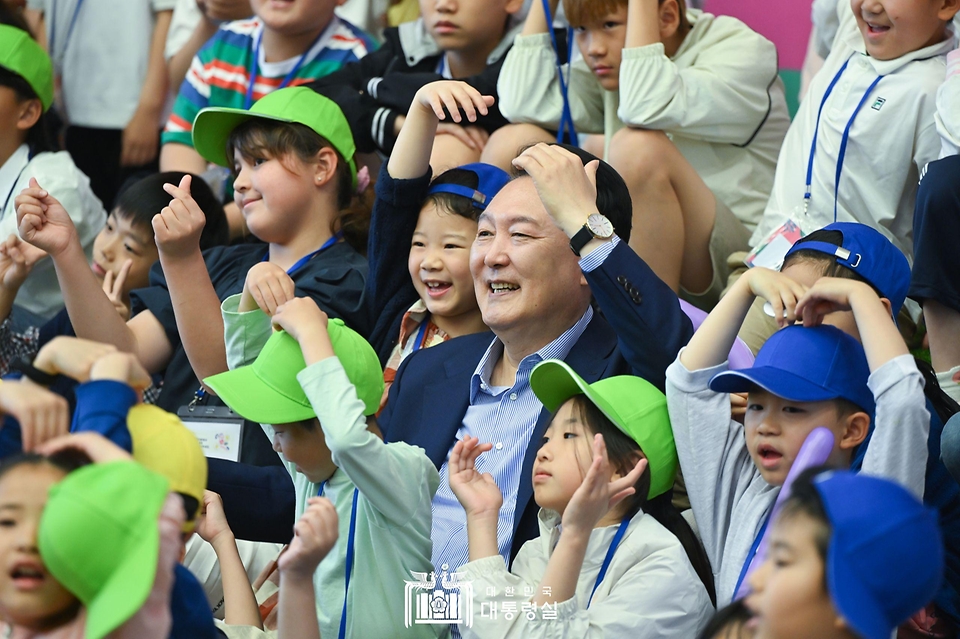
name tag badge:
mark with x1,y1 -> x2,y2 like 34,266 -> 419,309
745,216 -> 806,271
177,405 -> 244,462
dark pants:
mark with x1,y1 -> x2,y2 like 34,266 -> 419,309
64,125 -> 159,210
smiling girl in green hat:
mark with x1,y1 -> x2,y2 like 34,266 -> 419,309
449,360 -> 716,638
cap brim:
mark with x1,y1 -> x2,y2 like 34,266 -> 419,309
530,360 -> 593,413
204,366 -> 316,425
192,107 -> 296,167
82,482 -> 167,639
709,366 -> 842,403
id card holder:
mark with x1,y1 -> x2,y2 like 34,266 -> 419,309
177,404 -> 245,462
744,214 -> 806,271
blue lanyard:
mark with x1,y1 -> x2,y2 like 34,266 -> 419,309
804,56 -> 883,222
315,482 -> 359,639
411,321 -> 429,353
261,231 -> 343,276
48,0 -> 85,66
586,515 -> 631,607
732,510 -> 771,599
244,26 -> 325,109
541,0 -> 577,144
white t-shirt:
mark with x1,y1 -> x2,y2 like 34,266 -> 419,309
27,0 -> 177,129
0,145 -> 104,318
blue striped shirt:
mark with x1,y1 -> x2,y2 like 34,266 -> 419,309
430,305 -> 595,578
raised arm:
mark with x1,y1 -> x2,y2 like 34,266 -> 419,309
15,179 -> 174,372
153,174 -> 229,382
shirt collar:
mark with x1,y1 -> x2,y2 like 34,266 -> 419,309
470,306 -> 594,402
399,18 -> 523,67
843,23 -> 956,75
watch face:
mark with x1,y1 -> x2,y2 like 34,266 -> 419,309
586,213 -> 614,238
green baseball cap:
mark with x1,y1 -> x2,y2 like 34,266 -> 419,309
203,319 -> 384,423
530,360 -> 678,499
192,86 -> 358,187
38,461 -> 170,639
0,24 -> 53,111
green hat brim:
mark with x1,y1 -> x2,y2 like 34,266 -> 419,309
191,105 -> 358,188
204,364 -> 317,425
530,360 -> 678,499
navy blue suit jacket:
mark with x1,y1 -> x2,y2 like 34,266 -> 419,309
209,240 -> 693,548
380,240 -> 693,559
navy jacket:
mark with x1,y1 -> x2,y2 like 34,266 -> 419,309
380,239 -> 693,558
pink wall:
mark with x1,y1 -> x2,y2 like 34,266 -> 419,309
702,0 -> 813,69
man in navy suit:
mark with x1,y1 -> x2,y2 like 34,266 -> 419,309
206,144 -> 694,566
381,143 -> 694,575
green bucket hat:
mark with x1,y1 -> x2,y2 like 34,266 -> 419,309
192,86 -> 358,187
203,319 -> 384,423
38,461 -> 170,639
530,360 -> 678,499
0,24 -> 53,111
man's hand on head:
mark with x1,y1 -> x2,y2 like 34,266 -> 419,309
511,143 -> 601,237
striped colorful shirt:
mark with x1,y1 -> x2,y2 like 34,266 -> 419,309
162,16 -> 376,148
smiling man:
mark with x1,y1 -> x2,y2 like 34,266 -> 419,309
380,144 -> 693,580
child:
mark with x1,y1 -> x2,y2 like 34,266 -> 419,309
367,80 -> 508,387
0,171 -> 228,378
24,0 -> 173,210
745,223 -> 960,636
667,264 -> 930,605
744,469 -> 944,639
307,0 -> 525,167
450,359 -> 715,637
160,0 -> 375,237
749,0 -> 960,266
0,22 -> 103,320
202,295 -> 442,638
15,87 -> 371,467
494,0 -> 790,305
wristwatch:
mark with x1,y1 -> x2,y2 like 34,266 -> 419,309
570,213 -> 615,256
11,357 -> 58,386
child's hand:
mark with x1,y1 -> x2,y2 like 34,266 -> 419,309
196,490 -> 235,548
153,175 -> 206,259
0,380 -> 69,451
560,434 -> 647,537
89,351 -> 153,390
33,336 -> 118,382
794,277 -> 877,328
742,267 -> 809,329
448,436 -> 502,519
14,178 -> 80,258
37,431 -> 133,462
239,262 -> 296,315
271,297 -> 327,342
413,80 -> 494,124
0,234 -> 45,292
511,143 -> 600,237
277,497 -> 339,578
102,259 -> 133,321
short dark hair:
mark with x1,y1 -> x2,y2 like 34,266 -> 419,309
0,450 -> 89,484
114,172 -> 230,251
512,143 -> 633,242
697,599 -> 752,639
424,168 -> 483,222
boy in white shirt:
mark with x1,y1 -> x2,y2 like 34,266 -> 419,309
492,0 -> 790,307
751,0 -> 960,266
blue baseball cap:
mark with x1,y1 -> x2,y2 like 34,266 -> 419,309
709,325 -> 875,415
811,471 -> 943,639
784,222 -> 910,315
427,163 -> 510,210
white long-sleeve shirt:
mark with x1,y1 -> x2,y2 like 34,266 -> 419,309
459,509 -> 713,639
751,6 -> 955,259
498,9 -> 790,231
